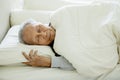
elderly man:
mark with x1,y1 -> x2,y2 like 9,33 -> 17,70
19,19 -> 74,70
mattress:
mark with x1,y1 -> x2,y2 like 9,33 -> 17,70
0,25 -> 90,80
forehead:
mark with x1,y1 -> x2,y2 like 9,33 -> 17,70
23,23 -> 40,32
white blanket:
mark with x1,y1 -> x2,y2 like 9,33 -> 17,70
51,2 -> 120,78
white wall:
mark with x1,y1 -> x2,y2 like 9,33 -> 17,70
0,0 -> 23,43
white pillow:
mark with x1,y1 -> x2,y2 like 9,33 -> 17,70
50,3 -> 119,78
0,25 -> 55,65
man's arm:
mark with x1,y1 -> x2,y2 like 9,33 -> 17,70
51,56 -> 75,70
22,50 -> 75,70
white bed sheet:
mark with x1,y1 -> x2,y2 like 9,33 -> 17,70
0,64 -> 91,80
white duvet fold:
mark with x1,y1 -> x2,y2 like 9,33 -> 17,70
51,2 -> 120,78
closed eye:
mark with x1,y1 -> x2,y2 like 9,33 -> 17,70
36,26 -> 41,32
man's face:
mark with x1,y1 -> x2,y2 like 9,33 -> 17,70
22,23 -> 55,45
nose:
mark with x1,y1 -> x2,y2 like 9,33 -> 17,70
37,32 -> 46,37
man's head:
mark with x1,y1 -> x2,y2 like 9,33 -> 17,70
19,19 -> 55,45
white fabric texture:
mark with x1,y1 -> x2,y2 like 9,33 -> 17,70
23,0 -> 93,10
98,64 -> 120,80
10,10 -> 52,26
0,25 -> 55,65
51,3 -> 120,78
0,66 -> 90,80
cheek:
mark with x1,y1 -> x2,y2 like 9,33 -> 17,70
51,31 -> 55,39
38,37 -> 47,44
40,26 -> 47,31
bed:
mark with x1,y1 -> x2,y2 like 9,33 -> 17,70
0,1 -> 120,80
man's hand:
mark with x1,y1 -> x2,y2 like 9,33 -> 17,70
22,50 -> 51,67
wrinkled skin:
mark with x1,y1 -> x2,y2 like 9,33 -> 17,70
22,50 -> 51,67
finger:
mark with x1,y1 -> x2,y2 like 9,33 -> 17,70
22,62 -> 32,66
29,49 -> 34,55
29,49 -> 34,59
34,50 -> 38,56
22,52 -> 31,61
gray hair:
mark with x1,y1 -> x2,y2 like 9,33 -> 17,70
18,19 -> 38,43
